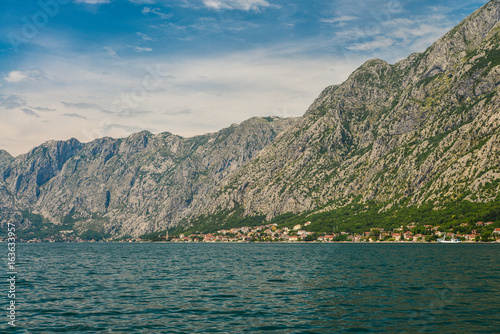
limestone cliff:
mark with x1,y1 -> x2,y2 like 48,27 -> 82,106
190,0 -> 500,221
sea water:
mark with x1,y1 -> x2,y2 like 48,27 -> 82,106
4,243 -> 500,333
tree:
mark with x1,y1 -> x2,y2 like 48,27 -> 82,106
481,231 -> 492,242
370,229 -> 381,239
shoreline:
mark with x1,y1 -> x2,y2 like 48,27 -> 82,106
7,240 -> 500,244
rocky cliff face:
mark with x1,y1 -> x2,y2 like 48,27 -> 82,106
2,0 -> 500,237
0,117 -> 297,236
189,0 -> 500,221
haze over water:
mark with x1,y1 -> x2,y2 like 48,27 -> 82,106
8,243 -> 500,333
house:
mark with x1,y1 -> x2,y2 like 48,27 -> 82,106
288,235 -> 299,242
293,224 -> 302,231
404,231 -> 413,239
324,235 -> 335,241
476,222 -> 484,226
484,222 -> 494,226
493,228 -> 500,235
466,234 -> 477,242
392,233 -> 401,241
304,221 -> 312,226
203,234 -> 215,242
413,234 -> 423,242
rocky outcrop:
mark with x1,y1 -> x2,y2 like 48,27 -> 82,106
189,0 -> 500,221
0,117 -> 297,236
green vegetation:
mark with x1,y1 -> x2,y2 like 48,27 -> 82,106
160,195 -> 500,238
0,210 -> 112,241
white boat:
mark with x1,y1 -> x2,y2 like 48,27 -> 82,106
438,236 -> 461,243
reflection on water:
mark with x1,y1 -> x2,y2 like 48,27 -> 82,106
6,243 -> 500,333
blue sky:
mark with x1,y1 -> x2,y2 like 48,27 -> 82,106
0,0 -> 489,155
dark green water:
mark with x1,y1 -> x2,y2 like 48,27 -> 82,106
4,243 -> 500,333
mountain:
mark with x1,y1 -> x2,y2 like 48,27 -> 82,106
1,0 -> 500,238
190,0 -> 500,223
0,117 -> 297,236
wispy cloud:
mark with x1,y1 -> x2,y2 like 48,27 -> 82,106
104,46 -> 119,58
202,0 -> 273,11
142,7 -> 171,19
137,32 -> 154,41
31,106 -> 55,112
129,0 -> 156,4
104,123 -> 149,133
162,107 -> 193,115
347,37 -> 394,51
62,101 -> 102,109
63,100 -> 153,118
134,46 -> 153,52
4,70 -> 45,83
63,113 -> 89,119
321,15 -> 358,24
74,0 -> 111,4
0,95 -> 27,109
21,108 -> 40,118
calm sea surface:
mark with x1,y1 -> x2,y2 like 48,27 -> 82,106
4,243 -> 500,333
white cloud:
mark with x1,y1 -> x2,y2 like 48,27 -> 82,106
321,15 -> 358,24
4,70 -> 45,83
202,0 -> 272,11
74,0 -> 111,4
141,7 -> 171,19
134,46 -> 153,52
104,46 -> 119,58
347,37 -> 394,51
137,32 -> 154,41
129,0 -> 156,4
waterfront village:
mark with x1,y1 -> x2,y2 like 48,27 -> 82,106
7,220 -> 500,243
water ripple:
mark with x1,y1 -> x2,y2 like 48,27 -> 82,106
3,243 -> 499,333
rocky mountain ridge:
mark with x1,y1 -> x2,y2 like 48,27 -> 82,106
0,117 -> 298,236
186,0 -> 500,224
1,0 -> 500,237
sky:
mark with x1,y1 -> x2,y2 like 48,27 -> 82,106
0,0 -> 490,156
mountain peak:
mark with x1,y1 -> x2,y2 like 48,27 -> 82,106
413,0 -> 500,78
